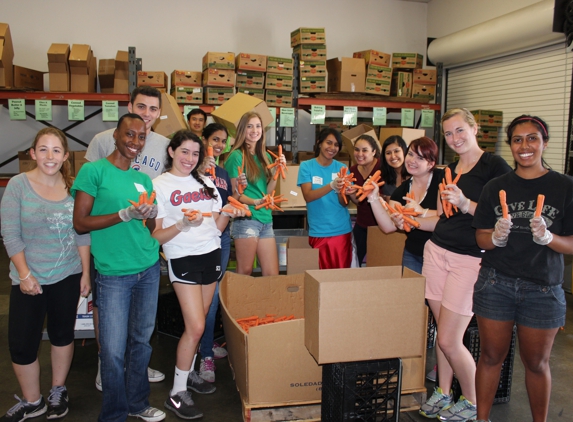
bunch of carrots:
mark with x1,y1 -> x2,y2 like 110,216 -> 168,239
439,167 -> 462,218
205,146 -> 215,177
336,167 -> 356,204
222,196 -> 252,217
237,151 -> 247,194
354,170 -> 385,202
236,314 -> 296,333
382,197 -> 421,232
267,145 -> 287,181
499,191 -> 544,219
254,191 -> 287,212
128,190 -> 156,226
181,209 -> 212,221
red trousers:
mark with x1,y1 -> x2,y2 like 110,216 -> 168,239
309,232 -> 352,269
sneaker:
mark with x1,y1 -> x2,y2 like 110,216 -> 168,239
164,390 -> 203,420
212,342 -> 228,359
438,396 -> 477,421
95,357 -> 102,392
187,370 -> 216,394
199,357 -> 216,383
148,367 -> 165,383
419,387 -> 453,418
426,365 -> 437,382
2,395 -> 47,422
46,386 -> 68,419
128,406 -> 166,422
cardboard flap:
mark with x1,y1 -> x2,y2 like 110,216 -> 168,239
211,93 -> 273,138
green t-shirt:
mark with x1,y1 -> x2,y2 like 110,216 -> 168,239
224,149 -> 273,224
71,158 -> 159,275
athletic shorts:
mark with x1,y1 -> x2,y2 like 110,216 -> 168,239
168,248 -> 222,285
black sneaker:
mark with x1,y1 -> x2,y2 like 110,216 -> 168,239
186,370 -> 216,394
46,386 -> 68,420
164,390 -> 203,420
2,394 -> 47,422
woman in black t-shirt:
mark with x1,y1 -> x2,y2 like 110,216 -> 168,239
473,115 -> 573,422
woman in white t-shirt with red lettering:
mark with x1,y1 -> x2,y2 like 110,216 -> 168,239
151,129 -> 244,420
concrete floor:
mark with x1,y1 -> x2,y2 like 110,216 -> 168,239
0,246 -> 572,421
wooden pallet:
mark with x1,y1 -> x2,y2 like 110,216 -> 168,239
400,388 -> 428,412
242,399 -> 321,422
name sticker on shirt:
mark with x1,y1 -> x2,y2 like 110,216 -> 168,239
134,183 -> 147,193
331,173 -> 338,180
312,176 -> 323,185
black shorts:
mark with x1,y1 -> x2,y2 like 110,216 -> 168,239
168,249 -> 222,285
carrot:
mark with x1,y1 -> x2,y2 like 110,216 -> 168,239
267,149 -> 279,159
445,167 -> 453,185
499,190 -> 509,219
453,168 -> 463,184
535,194 -> 545,218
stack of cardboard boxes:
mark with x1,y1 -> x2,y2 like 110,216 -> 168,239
0,22 -> 14,88
47,43 -> 70,92
235,53 -> 267,101
291,27 -> 327,97
69,44 -> 97,93
265,55 -> 294,107
472,109 -> 503,153
113,51 -> 129,94
354,49 -> 392,96
202,52 -> 236,105
170,70 -> 203,105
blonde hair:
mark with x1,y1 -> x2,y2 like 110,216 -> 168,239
441,108 -> 478,133
31,128 -> 74,192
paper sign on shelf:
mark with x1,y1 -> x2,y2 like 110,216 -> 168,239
421,109 -> 435,128
9,99 -> 26,120
373,107 -> 387,126
68,100 -> 85,121
310,105 -> 326,125
343,106 -> 358,126
401,108 -> 415,127
279,108 -> 295,127
102,101 -> 119,122
35,100 -> 52,121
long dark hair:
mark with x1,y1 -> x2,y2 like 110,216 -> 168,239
31,128 -> 74,193
314,128 -> 342,157
381,135 -> 409,186
166,130 -> 217,199
506,114 -> 551,171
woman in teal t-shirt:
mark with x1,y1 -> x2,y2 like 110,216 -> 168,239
224,111 -> 285,276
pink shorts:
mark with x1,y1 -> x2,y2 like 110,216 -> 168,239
422,240 -> 481,316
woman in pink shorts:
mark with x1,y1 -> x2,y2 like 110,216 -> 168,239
418,109 -> 512,422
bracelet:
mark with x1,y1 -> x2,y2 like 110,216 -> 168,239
18,271 -> 31,281
422,208 -> 429,217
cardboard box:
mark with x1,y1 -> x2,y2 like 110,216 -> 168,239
202,51 -> 235,71
366,64 -> 392,82
353,49 -> 391,67
235,53 -> 267,72
137,71 -> 168,90
477,126 -> 499,143
47,43 -> 70,92
211,92 -> 273,137
266,56 -> 294,75
297,151 -> 315,163
203,87 -> 234,105
0,23 -> 14,88
478,142 -> 496,153
340,125 -> 379,164
202,68 -> 235,87
391,71 -> 413,98
293,44 -> 327,62
71,54 -> 96,93
265,90 -> 293,108
366,226 -> 406,267
413,68 -> 437,85
364,78 -> 391,96
264,73 -> 293,91
171,70 -> 202,88
114,50 -> 129,94
412,83 -> 436,102
392,53 -> 424,69
13,65 -> 44,91
290,27 -> 326,47
379,127 -> 426,145
73,150 -> 88,176
171,86 -> 203,104
152,92 -> 189,138
287,237 -> 319,275
327,57 -> 365,93
276,165 -> 306,209
304,266 -> 427,364
236,71 -> 265,89
220,272 -> 322,405
299,60 -> 327,77
299,75 -> 326,93
236,87 -> 264,100
69,44 -> 92,71
98,59 -> 115,93
471,109 -> 503,127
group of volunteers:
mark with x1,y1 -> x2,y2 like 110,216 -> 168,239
0,82 -> 569,422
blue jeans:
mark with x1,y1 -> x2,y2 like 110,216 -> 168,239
402,248 -> 423,274
97,261 -> 160,422
200,230 -> 231,358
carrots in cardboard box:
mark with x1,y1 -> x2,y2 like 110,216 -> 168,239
236,314 -> 297,333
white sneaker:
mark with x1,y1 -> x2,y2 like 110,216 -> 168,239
199,357 -> 216,383
148,367 -> 165,383
128,406 -> 166,421
212,342 -> 228,359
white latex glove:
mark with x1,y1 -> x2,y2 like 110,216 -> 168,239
221,206 -> 247,218
530,216 -> 553,245
138,203 -> 158,219
366,183 -> 380,203
237,173 -> 248,188
404,196 -> 425,215
278,154 -> 287,166
443,185 -> 471,214
389,211 -> 405,230
119,205 -> 146,222
492,216 -> 512,247
176,212 -> 203,232
330,177 -> 343,193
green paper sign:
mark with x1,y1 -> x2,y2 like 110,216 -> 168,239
183,105 -> 199,118
35,100 -> 52,121
279,108 -> 295,127
343,106 -> 358,126
68,100 -> 85,121
310,105 -> 326,125
421,109 -> 435,128
373,107 -> 387,126
9,99 -> 26,120
268,107 -> 276,127
102,101 -> 119,122
401,108 -> 415,127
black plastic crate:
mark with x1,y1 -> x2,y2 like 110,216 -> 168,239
321,358 -> 402,421
156,290 -> 185,338
427,306 -> 436,349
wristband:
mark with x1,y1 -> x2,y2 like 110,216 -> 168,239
19,271 -> 31,281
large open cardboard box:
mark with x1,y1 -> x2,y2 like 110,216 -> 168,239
366,226 -> 407,267
276,164 -> 306,209
379,127 -> 426,145
211,93 -> 273,138
304,266 -> 426,364
152,93 -> 189,138
340,125 -> 379,164
220,272 -> 322,405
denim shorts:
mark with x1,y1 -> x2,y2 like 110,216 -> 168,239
473,266 -> 566,329
231,218 -> 274,239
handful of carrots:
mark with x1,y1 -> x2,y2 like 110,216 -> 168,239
440,167 -> 462,218
267,145 -> 287,181
237,151 -> 247,194
181,209 -> 212,221
236,314 -> 297,333
222,196 -> 252,217
128,190 -> 156,226
354,170 -> 385,202
383,200 -> 421,232
254,191 -> 288,211
335,167 -> 357,204
205,146 -> 215,177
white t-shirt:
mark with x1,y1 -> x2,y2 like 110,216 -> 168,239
153,172 -> 222,259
